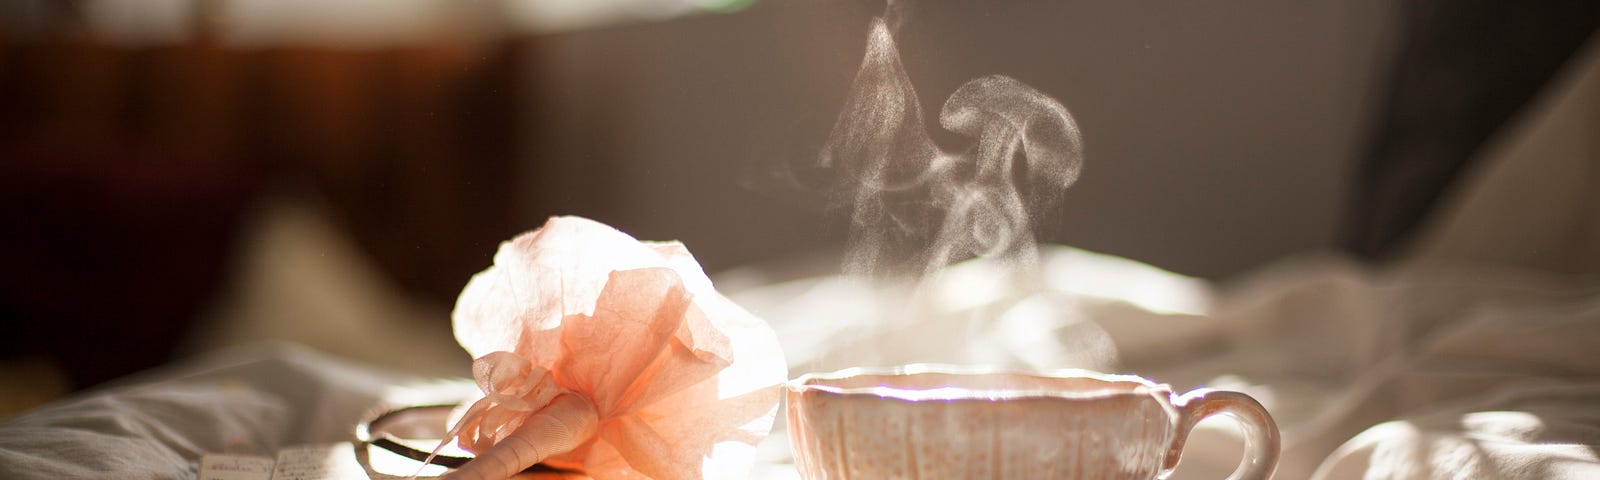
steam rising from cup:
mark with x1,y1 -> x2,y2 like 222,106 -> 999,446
822,17 -> 1084,277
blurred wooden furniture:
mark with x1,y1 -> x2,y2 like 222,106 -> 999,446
0,32 -> 526,387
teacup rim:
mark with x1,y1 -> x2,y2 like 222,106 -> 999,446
786,364 -> 1174,402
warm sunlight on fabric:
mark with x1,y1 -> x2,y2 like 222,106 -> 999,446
1041,247 -> 1212,316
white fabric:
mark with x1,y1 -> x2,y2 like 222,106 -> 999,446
8,249 -> 1595,480
1303,32 -> 1600,480
728,248 -> 1600,480
728,249 -> 1600,479
0,343 -> 475,479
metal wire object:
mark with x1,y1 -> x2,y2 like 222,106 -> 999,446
354,403 -> 580,475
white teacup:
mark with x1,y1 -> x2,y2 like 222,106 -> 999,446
786,365 -> 1278,479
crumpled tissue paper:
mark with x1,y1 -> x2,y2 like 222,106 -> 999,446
436,216 -> 787,480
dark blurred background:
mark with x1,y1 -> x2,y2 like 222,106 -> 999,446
1,0 -> 1594,411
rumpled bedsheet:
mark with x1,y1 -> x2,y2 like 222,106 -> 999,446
726,250 -> 1600,480
1,250 -> 1596,480
0,342 -> 475,479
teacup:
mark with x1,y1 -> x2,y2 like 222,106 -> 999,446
786,365 -> 1278,479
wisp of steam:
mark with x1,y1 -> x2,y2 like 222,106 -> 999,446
822,17 -> 1084,278
786,13 -> 1112,373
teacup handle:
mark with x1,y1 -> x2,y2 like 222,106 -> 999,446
1163,389 -> 1280,480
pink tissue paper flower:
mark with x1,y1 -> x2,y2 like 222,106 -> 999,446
439,216 -> 787,480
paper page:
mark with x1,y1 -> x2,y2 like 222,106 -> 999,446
269,443 -> 369,480
198,453 -> 275,480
